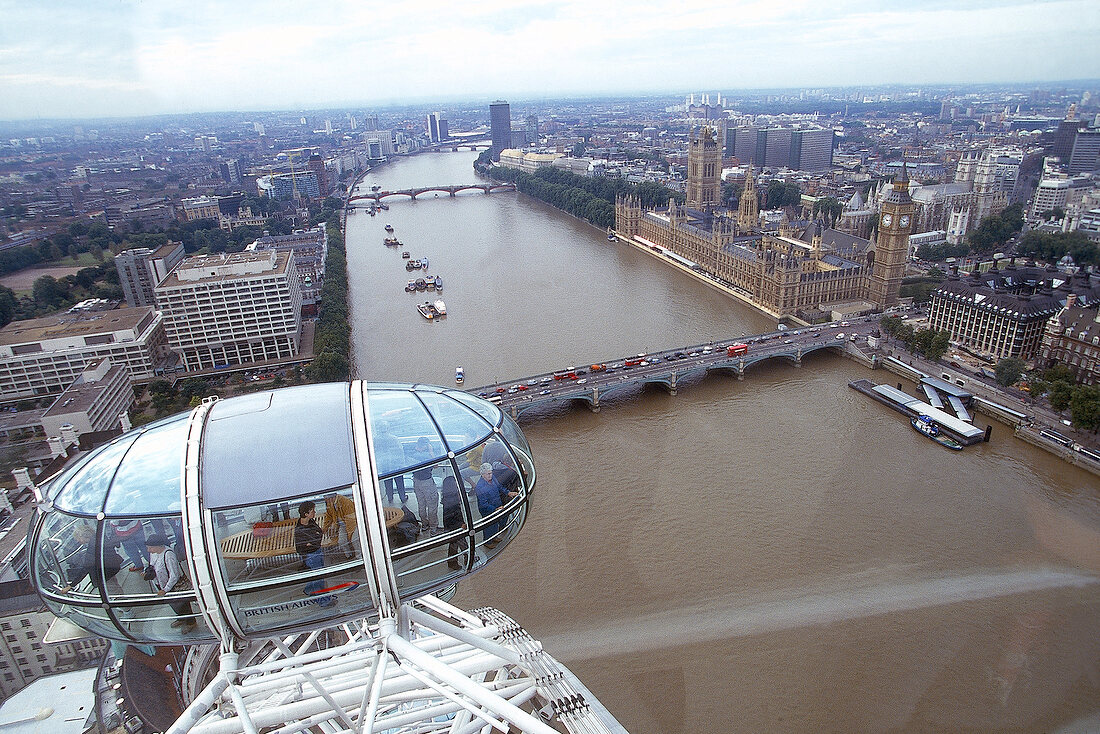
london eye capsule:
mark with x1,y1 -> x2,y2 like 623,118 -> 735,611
27,382 -> 534,644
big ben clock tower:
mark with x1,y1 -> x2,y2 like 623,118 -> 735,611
868,163 -> 915,308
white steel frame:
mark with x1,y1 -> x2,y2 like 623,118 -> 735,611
167,596 -> 625,734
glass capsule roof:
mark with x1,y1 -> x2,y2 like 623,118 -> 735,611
42,383 -> 505,516
29,382 -> 527,644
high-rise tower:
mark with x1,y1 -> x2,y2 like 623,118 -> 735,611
737,163 -> 759,230
686,126 -> 721,209
867,164 -> 915,308
489,100 -> 511,162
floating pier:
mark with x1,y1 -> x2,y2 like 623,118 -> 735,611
849,379 -> 987,446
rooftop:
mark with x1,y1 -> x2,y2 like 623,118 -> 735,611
159,250 -> 290,287
0,306 -> 155,347
41,362 -> 128,420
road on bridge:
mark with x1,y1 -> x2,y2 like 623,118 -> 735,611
468,314 -> 899,414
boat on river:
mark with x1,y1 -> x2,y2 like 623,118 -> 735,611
416,302 -> 434,320
406,259 -> 424,271
455,366 -> 464,384
405,280 -> 416,292
433,276 -> 443,291
401,251 -> 410,258
433,299 -> 446,316
384,237 -> 401,246
423,276 -> 436,291
385,224 -> 394,232
910,415 -> 963,450
415,278 -> 427,291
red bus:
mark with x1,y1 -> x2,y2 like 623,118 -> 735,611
727,343 -> 748,356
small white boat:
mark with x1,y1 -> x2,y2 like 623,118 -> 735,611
434,299 -> 446,316
455,366 -> 464,384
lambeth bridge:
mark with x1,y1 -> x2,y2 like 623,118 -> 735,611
469,318 -> 882,418
348,182 -> 516,204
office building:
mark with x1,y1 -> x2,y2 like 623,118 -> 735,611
1030,170 -> 1071,219
1040,295 -> 1100,384
756,128 -> 792,169
425,112 -> 448,143
730,126 -> 758,164
39,358 -> 133,439
103,199 -> 177,231
247,226 -> 328,315
489,101 -> 511,162
219,159 -> 242,185
180,195 -> 220,221
258,171 -> 321,201
497,149 -> 564,173
154,251 -> 303,372
525,115 -> 538,145
1051,105 -> 1082,163
789,128 -> 834,171
307,154 -> 329,196
0,305 -> 168,402
1068,128 -> 1100,174
115,241 -> 186,307
0,579 -> 108,700
929,267 -> 1099,360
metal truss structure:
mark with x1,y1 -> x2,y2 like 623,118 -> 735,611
169,595 -> 626,734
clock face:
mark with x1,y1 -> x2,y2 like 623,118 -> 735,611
899,215 -> 910,228
881,213 -> 893,227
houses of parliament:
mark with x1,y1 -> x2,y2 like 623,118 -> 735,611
614,126 -> 913,319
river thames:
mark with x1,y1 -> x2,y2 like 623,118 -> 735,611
345,151 -> 1100,733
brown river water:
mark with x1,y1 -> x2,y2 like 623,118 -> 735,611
346,151 -> 1100,733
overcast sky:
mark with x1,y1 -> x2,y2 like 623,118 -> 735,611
1,0 -> 1098,121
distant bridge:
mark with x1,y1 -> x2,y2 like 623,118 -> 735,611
428,142 -> 492,152
468,320 -> 883,419
347,183 -> 515,204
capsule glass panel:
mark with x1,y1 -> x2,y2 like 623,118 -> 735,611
28,381 -> 534,644
103,416 -> 188,515
52,434 -> 140,515
211,487 -> 364,591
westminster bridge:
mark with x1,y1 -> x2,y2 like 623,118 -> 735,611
469,318 -> 886,418
347,182 -> 515,204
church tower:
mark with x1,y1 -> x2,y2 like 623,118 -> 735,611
867,163 -> 914,308
737,163 -> 759,230
686,126 -> 721,210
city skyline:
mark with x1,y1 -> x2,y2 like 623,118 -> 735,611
2,0 -> 1099,121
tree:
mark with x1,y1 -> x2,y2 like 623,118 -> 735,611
308,352 -> 349,382
764,180 -> 801,209
1069,385 -> 1100,432
0,286 -> 16,328
1049,381 -> 1074,412
994,357 -> 1026,387
32,275 -> 66,309
812,197 -> 844,228
926,330 -> 950,361
965,203 -> 1024,253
